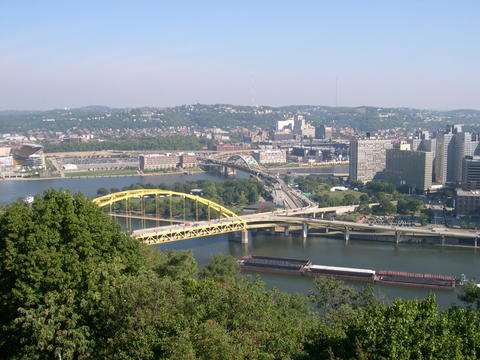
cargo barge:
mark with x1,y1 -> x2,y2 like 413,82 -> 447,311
236,255 -> 456,290
376,270 -> 456,289
305,264 -> 376,283
237,255 -> 311,276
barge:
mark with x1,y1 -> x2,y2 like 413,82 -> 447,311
305,264 -> 375,283
237,255 -> 456,290
237,255 -> 311,276
376,270 -> 456,289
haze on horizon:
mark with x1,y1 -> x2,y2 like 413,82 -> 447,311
1,1 -> 479,111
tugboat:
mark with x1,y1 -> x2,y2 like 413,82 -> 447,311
23,195 -> 34,204
458,273 -> 468,286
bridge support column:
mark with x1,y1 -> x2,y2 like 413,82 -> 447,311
302,223 -> 308,239
324,227 -> 329,233
241,229 -> 249,244
441,235 -> 445,247
284,226 -> 290,236
320,212 -> 324,219
344,227 -> 350,242
312,212 -> 316,219
475,238 -> 478,248
395,231 -> 401,245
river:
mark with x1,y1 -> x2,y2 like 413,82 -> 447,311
0,172 -> 248,204
1,167 -> 478,308
158,232 -> 480,308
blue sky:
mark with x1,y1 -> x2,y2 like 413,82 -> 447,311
1,1 -> 479,110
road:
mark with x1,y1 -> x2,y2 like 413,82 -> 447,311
132,204 -> 480,241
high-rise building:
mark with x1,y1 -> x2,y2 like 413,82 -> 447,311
434,125 -> 479,184
349,139 -> 393,182
275,115 -> 314,139
451,132 -> 480,183
276,118 -> 294,131
386,148 -> 433,191
455,189 -> 480,215
462,156 -> 480,190
434,130 -> 455,184
411,130 -> 434,151
315,125 -> 333,140
293,115 -> 305,132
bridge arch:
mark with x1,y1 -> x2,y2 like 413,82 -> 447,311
93,189 -> 247,244
93,188 -> 240,218
226,154 -> 258,169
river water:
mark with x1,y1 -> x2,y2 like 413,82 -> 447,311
1,167 -> 478,308
158,233 -> 480,308
0,172 -> 247,204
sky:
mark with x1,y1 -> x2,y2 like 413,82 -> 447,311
0,1 -> 479,110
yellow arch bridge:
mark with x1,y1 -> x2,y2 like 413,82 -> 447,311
93,189 -> 248,244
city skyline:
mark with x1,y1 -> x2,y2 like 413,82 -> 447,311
1,1 -> 479,110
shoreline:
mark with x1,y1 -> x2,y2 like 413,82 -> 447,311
0,169 -> 206,182
266,161 -> 349,171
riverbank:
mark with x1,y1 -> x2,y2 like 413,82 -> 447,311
0,168 -> 206,181
267,161 -> 349,171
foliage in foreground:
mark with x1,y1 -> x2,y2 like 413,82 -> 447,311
1,190 -> 480,359
0,191 -> 310,359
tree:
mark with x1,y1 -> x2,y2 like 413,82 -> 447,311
237,191 -> 248,208
372,193 -> 396,215
397,198 -> 424,214
309,277 -> 376,315
96,187 -> 109,196
153,250 -> 198,281
307,294 -> 480,360
366,181 -> 395,194
0,190 -> 143,359
343,193 -> 357,205
200,254 -> 241,282
359,193 -> 370,203
350,180 -> 364,189
458,281 -> 480,310
421,208 -> 435,223
0,190 -> 313,359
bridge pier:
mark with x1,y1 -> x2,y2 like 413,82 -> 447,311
284,226 -> 290,236
395,231 -> 401,245
223,166 -> 236,177
344,227 -> 350,242
302,223 -> 308,239
475,238 -> 478,248
441,235 -> 445,247
241,229 -> 249,244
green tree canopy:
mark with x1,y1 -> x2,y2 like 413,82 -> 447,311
0,190 -> 143,358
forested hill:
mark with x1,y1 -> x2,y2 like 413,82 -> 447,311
1,104 -> 480,133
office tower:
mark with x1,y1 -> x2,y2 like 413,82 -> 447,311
349,139 -> 393,182
315,125 -> 333,140
293,115 -> 305,132
455,189 -> 480,215
276,118 -> 294,131
434,129 -> 455,184
386,148 -> 433,191
462,156 -> 480,190
434,125 -> 479,184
